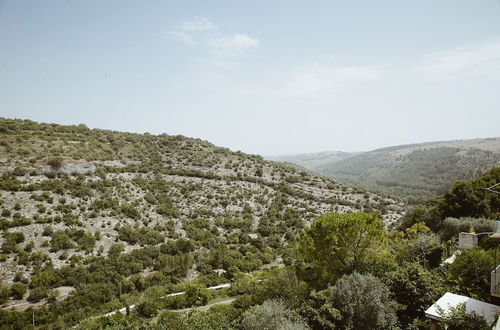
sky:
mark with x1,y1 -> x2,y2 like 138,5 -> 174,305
1,1 -> 500,155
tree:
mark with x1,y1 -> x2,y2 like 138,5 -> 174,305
447,249 -> 495,302
406,232 -> 443,268
297,212 -> 387,288
299,289 -> 341,329
383,262 -> 443,324
437,302 -> 489,330
184,282 -> 211,307
251,268 -> 309,309
436,168 -> 500,219
241,299 -> 310,330
328,272 -> 398,330
395,207 -> 427,231
395,222 -> 443,268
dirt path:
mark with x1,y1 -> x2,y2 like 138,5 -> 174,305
103,283 -> 232,317
170,297 -> 236,313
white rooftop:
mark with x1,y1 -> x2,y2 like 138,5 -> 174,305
425,292 -> 500,325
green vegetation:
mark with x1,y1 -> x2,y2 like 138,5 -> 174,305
1,118 -> 498,329
277,139 -> 500,201
296,212 -> 386,288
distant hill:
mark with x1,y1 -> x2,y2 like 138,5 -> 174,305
265,151 -> 359,169
272,138 -> 500,201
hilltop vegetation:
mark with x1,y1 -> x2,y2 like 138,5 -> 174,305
272,138 -> 500,201
0,118 -> 404,327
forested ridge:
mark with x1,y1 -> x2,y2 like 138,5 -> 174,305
276,139 -> 500,201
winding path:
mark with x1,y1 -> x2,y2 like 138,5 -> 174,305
103,283 -> 232,317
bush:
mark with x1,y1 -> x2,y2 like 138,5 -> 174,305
440,217 -> 496,241
241,299 -> 310,330
329,272 -> 398,330
184,282 -> 211,307
27,286 -> 49,302
10,283 -> 27,299
47,157 -> 63,171
50,231 -> 74,251
447,249 -> 495,301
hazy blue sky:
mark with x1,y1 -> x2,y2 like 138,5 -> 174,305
1,1 -> 500,155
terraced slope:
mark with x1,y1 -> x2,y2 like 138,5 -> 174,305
0,118 -> 404,316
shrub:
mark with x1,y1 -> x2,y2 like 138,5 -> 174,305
440,217 -> 496,241
328,272 -> 398,330
47,157 -> 63,171
27,286 -> 49,302
50,231 -> 74,251
10,283 -> 27,300
241,299 -> 310,330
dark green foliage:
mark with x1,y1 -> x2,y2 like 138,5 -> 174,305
436,167 -> 500,219
50,230 -> 74,251
42,225 -> 54,236
437,302 -> 489,330
157,307 -> 238,330
156,253 -> 193,276
159,238 -> 195,255
406,232 -> 444,268
0,172 -> 22,191
10,283 -> 27,299
184,282 -> 211,307
383,262 -> 443,323
72,230 -> 96,252
108,243 -> 124,257
2,231 -> 25,253
117,226 -> 164,245
121,203 -> 141,220
447,249 -> 495,302
28,286 -> 49,302
0,285 -> 10,304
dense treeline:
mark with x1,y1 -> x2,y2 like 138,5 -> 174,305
318,142 -> 500,201
397,167 -> 500,232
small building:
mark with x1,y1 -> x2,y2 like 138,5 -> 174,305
425,292 -> 500,328
458,232 -> 479,250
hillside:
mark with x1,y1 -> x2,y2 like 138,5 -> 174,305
0,118 -> 405,324
265,151 -> 358,169
276,138 -> 500,201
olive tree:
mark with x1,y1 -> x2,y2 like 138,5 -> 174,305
329,272 -> 398,330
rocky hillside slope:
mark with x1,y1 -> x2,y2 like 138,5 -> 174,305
0,118 -> 404,313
